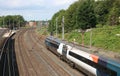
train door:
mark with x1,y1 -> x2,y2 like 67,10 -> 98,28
57,43 -> 64,55
62,45 -> 68,57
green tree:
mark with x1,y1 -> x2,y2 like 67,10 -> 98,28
0,15 -> 25,29
65,1 -> 79,32
94,0 -> 113,25
0,17 -> 3,27
57,10 -> 65,33
4,15 -> 13,28
76,0 -> 96,45
107,0 -> 120,26
48,9 -> 65,35
48,11 -> 59,35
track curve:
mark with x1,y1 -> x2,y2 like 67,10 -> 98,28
14,28 -> 86,76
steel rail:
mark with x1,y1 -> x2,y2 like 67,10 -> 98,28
0,30 -> 12,60
0,30 -> 16,76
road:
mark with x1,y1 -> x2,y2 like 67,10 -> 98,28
14,28 -> 85,76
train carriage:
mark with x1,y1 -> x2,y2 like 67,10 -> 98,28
45,36 -> 60,56
45,36 -> 120,76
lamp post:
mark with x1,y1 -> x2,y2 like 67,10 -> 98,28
56,17 -> 58,37
2,16 -> 4,28
62,16 -> 64,40
13,20 -> 14,30
9,18 -> 10,29
19,20 -> 20,29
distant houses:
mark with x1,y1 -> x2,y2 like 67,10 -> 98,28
26,21 -> 49,27
36,21 -> 49,27
26,21 -> 36,27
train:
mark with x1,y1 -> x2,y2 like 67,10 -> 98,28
45,36 -> 120,76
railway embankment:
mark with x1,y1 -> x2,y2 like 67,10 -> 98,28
36,26 -> 120,63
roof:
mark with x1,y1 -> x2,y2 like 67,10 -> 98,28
46,36 -> 120,63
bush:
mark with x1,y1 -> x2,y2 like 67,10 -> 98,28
64,26 -> 120,53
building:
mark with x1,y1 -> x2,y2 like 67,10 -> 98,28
25,21 -> 36,27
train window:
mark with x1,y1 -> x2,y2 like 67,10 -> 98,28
50,42 -> 59,48
45,40 -> 50,46
69,51 -> 116,76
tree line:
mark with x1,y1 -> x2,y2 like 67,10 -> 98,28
48,0 -> 120,33
0,15 -> 25,29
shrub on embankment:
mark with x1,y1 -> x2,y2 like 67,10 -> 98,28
37,25 -> 120,53
63,26 -> 120,53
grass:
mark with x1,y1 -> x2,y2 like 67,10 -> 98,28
37,25 -> 120,53
63,26 -> 120,53
36,26 -> 49,36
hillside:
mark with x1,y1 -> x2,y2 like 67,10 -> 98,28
37,25 -> 120,53
61,26 -> 120,53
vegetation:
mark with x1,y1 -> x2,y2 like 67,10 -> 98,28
76,0 -> 96,45
49,0 -> 120,32
2,0 -> 119,52
37,26 -> 49,36
0,15 -> 25,29
48,10 -> 65,33
63,26 -> 120,53
46,0 -> 120,52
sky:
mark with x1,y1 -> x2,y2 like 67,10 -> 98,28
0,0 -> 77,21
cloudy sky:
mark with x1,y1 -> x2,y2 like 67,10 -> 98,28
0,0 -> 77,21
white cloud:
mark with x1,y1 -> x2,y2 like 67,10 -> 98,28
52,0 -> 77,6
0,0 -> 78,20
0,0 -> 44,8
0,0 -> 77,8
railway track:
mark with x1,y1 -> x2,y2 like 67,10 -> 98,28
15,29 -> 38,76
28,30 -> 82,76
0,28 -> 119,76
0,32 -> 19,76
14,28 -> 86,76
25,30 -> 71,76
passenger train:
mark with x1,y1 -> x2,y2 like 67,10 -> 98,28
45,36 -> 120,76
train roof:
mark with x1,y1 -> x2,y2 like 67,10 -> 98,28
46,36 -> 120,63
46,36 -> 66,44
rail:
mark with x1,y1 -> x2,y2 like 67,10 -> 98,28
0,30 -> 16,76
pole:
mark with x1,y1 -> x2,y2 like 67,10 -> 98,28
56,17 -> 58,37
19,20 -> 20,29
90,28 -> 92,49
9,19 -> 10,28
62,16 -> 64,40
13,20 -> 14,30
3,16 -> 4,28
